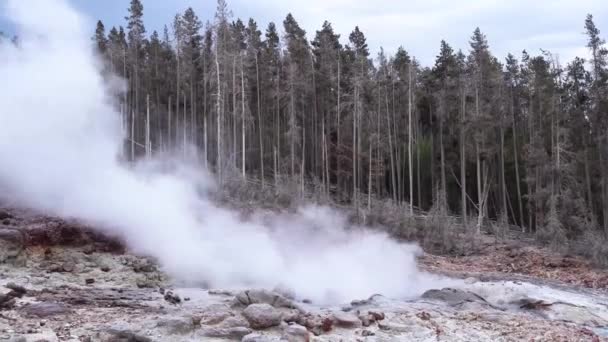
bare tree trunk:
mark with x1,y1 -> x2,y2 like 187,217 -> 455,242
215,44 -> 222,180
321,119 -> 326,190
301,125 -> 306,196
131,109 -> 135,161
408,64 -> 414,215
176,41 -> 180,151
385,87 -> 397,202
168,96 -> 172,148
511,93 -> 524,231
241,56 -> 246,178
204,115 -> 208,169
429,102 -> 435,205
275,58 -> 281,181
176,91 -> 180,154
323,119 -> 330,194
146,94 -> 150,158
600,144 -> 608,233
460,86 -> 467,227
585,142 -> 593,213
255,54 -> 264,186
417,121 -> 421,209
500,113 -> 507,221
273,146 -> 278,186
353,85 -> 358,206
440,95 -> 447,209
336,56 -> 341,195
310,53 -> 319,181
528,99 -> 534,231
357,91 -> 362,211
475,86 -> 483,233
368,140 -> 373,211
392,80 -> 402,203
183,92 -> 187,157
123,47 -> 127,123
289,64 -> 296,179
190,81 -> 195,153
232,57 -> 237,166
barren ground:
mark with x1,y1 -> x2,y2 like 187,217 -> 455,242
0,207 -> 607,342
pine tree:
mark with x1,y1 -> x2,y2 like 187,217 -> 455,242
93,20 -> 108,55
585,14 -> 608,233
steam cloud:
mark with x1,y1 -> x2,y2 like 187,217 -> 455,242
0,0 -> 449,304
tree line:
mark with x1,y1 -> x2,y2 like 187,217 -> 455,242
16,0 -> 608,242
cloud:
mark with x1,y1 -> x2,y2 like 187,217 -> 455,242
53,0 -> 608,66
224,0 -> 607,64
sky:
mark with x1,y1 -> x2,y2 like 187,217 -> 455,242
1,0 -> 607,67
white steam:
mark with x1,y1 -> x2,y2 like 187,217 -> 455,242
0,0 -> 449,304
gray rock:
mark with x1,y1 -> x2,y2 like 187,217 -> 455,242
0,210 -> 12,220
101,329 -> 152,342
0,228 -> 22,263
378,322 -> 412,333
219,315 -> 251,329
156,316 -> 197,334
200,327 -> 252,339
242,333 -> 280,342
421,288 -> 488,307
22,302 -> 70,318
61,261 -> 75,273
163,291 -> 181,304
280,309 -> 302,323
332,312 -> 361,328
464,277 -> 478,284
135,277 -> 155,289
8,337 -> 26,342
208,289 -> 236,296
128,257 -> 157,273
243,303 -> 282,330
281,323 -> 309,342
6,282 -> 26,295
235,289 -> 295,309
368,310 -> 385,321
0,293 -> 16,309
200,310 -> 233,326
362,330 -> 375,336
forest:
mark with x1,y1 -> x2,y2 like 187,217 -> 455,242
5,0 -> 608,252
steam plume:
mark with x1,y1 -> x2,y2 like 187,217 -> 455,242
0,0 -> 449,304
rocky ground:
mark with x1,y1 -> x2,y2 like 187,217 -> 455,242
1,207 -> 607,341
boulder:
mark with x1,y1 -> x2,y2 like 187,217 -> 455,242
282,323 -> 309,342
421,288 -> 488,307
199,327 -> 252,339
220,315 -> 251,329
243,303 -> 282,329
234,289 -> 295,309
156,316 -> 197,334
0,228 -> 23,263
163,291 -> 181,304
22,302 -> 70,318
0,294 -> 16,309
200,310 -> 233,326
0,210 -> 12,220
242,333 -> 278,342
332,311 -> 361,328
100,329 -> 152,342
6,282 -> 27,296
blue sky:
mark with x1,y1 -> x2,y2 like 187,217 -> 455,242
2,0 -> 607,66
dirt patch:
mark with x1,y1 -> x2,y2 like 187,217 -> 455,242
420,242 -> 608,291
